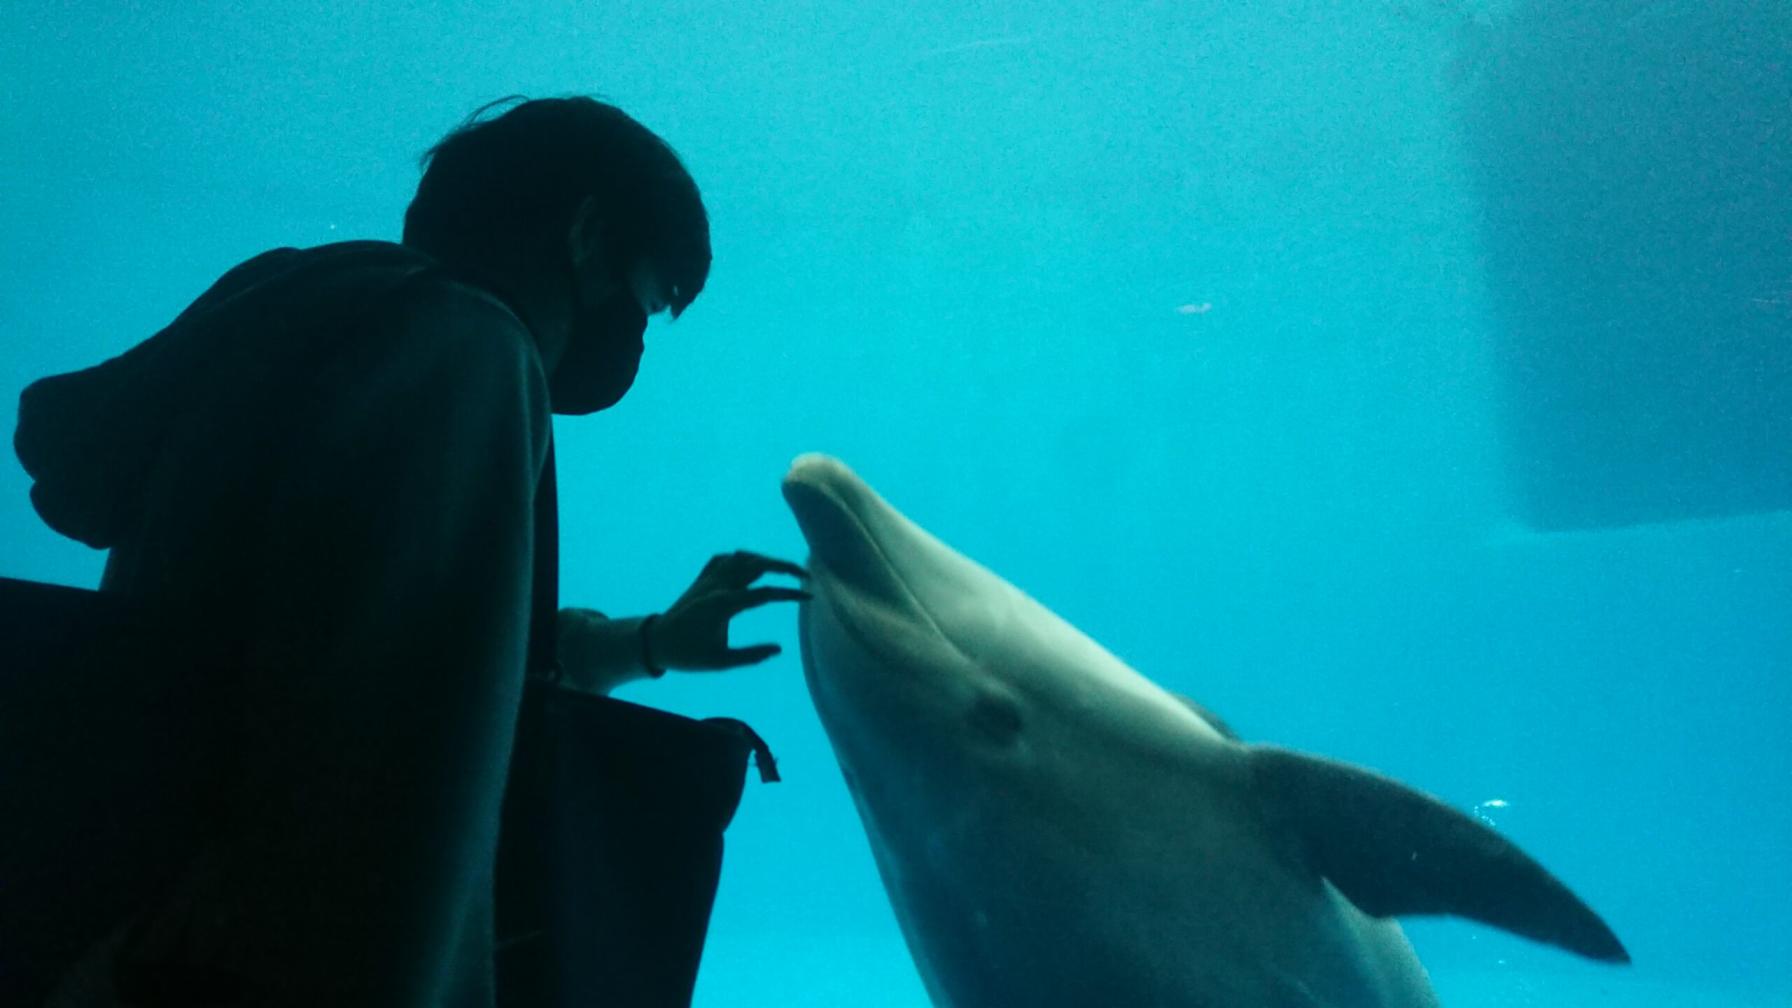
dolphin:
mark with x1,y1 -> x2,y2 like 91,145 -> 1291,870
781,453 -> 1627,1008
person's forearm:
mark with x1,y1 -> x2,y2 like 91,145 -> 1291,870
555,607 -> 660,694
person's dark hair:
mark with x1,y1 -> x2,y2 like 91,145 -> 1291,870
403,96 -> 709,317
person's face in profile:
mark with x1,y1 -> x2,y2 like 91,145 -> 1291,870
549,228 -> 672,415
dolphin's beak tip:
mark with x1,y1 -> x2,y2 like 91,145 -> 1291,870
784,453 -> 852,498
786,452 -> 841,480
784,455 -> 866,559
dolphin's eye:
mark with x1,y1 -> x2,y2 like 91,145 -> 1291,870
967,693 -> 1024,744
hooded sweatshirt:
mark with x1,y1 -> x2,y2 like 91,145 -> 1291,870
14,241 -> 553,1007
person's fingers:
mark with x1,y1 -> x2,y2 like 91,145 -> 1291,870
719,586 -> 812,615
711,550 -> 809,586
717,643 -> 782,668
741,552 -> 810,580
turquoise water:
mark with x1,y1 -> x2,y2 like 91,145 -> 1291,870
3,2 -> 1787,1005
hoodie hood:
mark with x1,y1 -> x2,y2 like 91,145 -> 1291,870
13,241 -> 445,549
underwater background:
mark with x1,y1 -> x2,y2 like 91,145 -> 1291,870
3,2 -> 1787,1005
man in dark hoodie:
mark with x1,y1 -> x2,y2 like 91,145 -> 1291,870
13,97 -> 805,1006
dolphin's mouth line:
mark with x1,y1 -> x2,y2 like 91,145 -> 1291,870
802,480 -> 969,674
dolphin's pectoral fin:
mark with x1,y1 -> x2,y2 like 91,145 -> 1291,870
1170,693 -> 1241,741
1248,745 -> 1630,965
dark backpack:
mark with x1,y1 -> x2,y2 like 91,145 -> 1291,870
0,573 -> 776,1008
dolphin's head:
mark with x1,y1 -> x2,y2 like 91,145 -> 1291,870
781,454 -> 1218,813
783,453 -> 1021,770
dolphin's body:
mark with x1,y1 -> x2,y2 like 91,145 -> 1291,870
782,454 -> 1627,1008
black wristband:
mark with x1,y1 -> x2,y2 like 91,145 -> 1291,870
639,614 -> 666,678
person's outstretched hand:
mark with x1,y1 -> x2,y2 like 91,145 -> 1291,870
649,550 -> 810,672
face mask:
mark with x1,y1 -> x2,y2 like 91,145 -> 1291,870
548,278 -> 649,416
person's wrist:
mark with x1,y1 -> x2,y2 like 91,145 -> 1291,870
639,613 -> 667,678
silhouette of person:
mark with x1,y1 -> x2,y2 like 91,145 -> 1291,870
14,96 -> 806,1006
